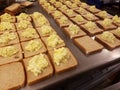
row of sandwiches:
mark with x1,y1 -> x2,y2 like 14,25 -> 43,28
0,11 -> 78,89
39,0 -> 120,55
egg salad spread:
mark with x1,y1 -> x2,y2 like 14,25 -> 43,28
0,46 -> 18,57
59,16 -> 68,24
53,11 -> 62,18
84,21 -> 96,30
41,25 -> 53,35
102,18 -> 112,27
17,20 -> 31,30
112,15 -> 120,24
97,11 -> 107,18
68,24 -> 79,35
25,40 -> 42,52
0,22 -> 13,31
17,13 -> 30,21
115,27 -> 120,36
27,54 -> 49,76
74,15 -> 84,22
53,47 -> 70,66
0,13 -> 14,22
47,33 -> 64,48
101,31 -> 115,44
0,32 -> 16,44
21,28 -> 36,38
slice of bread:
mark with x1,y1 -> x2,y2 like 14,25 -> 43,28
70,17 -> 87,25
74,36 -> 103,55
80,24 -> 103,36
96,21 -> 117,31
17,29 -> 39,42
63,27 -> 86,39
0,62 -> 25,90
4,3 -> 22,15
95,34 -> 120,50
0,44 -> 23,66
111,30 -> 120,39
21,39 -> 47,58
48,47 -> 78,74
23,53 -> 53,85
41,36 -> 65,51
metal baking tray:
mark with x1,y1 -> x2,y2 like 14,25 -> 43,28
21,1 -> 120,90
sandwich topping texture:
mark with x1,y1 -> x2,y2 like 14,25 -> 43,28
68,24 -> 79,35
0,13 -> 14,22
112,15 -> 120,24
0,46 -> 18,57
74,15 -> 84,22
101,31 -> 115,44
25,40 -> 42,52
27,54 -> 49,76
0,31 -> 16,44
59,16 -> 68,24
53,47 -> 70,66
47,33 -> 63,48
115,27 -> 120,36
84,21 -> 96,30
17,13 -> 30,21
21,28 -> 36,38
97,11 -> 107,18
102,18 -> 112,27
41,25 -> 53,35
18,20 -> 31,30
0,22 -> 13,31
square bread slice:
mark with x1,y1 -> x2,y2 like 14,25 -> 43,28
41,36 -> 65,51
86,7 -> 101,14
75,8 -> 89,15
56,18 -> 72,28
70,17 -> 87,25
95,12 -> 113,19
17,28 -> 39,42
23,53 -> 53,85
62,10 -> 77,18
0,44 -> 23,66
21,39 -> 47,58
63,26 -> 86,39
0,62 -> 25,90
48,47 -> 78,74
80,24 -> 103,36
82,13 -> 99,21
96,21 -> 117,31
74,36 -> 103,55
0,31 -> 20,47
95,34 -> 120,50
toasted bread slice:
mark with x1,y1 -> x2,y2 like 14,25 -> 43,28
0,62 -> 25,90
0,44 -> 23,66
74,36 -> 103,55
95,34 -> 120,50
23,53 -> 53,85
111,30 -> 120,39
48,47 -> 78,74
21,39 -> 47,58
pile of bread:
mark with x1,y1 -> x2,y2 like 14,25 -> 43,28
0,12 -> 78,90
39,0 -> 120,55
